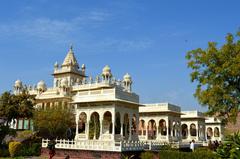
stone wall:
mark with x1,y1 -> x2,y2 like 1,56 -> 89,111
41,148 -> 145,159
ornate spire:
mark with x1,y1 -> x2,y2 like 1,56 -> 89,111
62,45 -> 79,69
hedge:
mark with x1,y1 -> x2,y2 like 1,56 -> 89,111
159,150 -> 217,159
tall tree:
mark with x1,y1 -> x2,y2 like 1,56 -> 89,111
0,91 -> 17,126
186,30 -> 240,123
0,90 -> 34,143
0,90 -> 34,126
33,107 -> 75,139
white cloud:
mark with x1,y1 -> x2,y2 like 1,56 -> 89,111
91,38 -> 153,53
0,10 -> 111,43
0,10 -> 153,53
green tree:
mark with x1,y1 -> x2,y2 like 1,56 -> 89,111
186,30 -> 240,123
33,107 -> 75,139
0,90 -> 34,143
0,92 -> 18,126
0,90 -> 34,125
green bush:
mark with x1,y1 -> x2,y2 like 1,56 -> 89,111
0,148 -> 10,157
159,150 -> 217,159
18,143 -> 41,156
17,130 -> 33,139
159,143 -> 173,150
8,141 -> 21,157
140,151 -> 154,159
216,132 -> 240,158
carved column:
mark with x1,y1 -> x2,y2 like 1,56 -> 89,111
86,112 -> 90,140
75,113 -> 79,139
188,124 -> 191,140
99,115 -> 103,140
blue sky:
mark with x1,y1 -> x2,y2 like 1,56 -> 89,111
0,0 -> 239,111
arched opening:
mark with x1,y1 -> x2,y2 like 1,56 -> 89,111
207,127 -> 213,139
214,127 -> 220,137
46,102 -> 50,109
181,124 -> 188,139
103,111 -> 112,134
148,119 -> 156,140
115,112 -> 121,134
132,114 -> 137,135
139,120 -> 146,135
89,112 -> 100,140
190,123 -> 197,136
78,112 -> 87,134
123,113 -> 129,139
159,119 -> 167,136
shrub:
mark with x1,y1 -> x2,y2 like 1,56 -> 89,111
0,148 -> 10,157
216,132 -> 240,158
159,143 -> 173,150
159,150 -> 217,159
17,130 -> 33,139
9,141 -> 21,157
140,151 -> 154,159
18,143 -> 41,156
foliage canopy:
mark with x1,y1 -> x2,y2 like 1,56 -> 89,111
33,106 -> 75,139
0,90 -> 34,143
186,31 -> 240,123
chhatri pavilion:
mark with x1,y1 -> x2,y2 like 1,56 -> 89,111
11,46 -> 223,152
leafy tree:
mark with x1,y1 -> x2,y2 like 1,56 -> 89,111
33,107 -> 75,139
0,92 -> 17,126
13,89 -> 35,119
0,90 -> 34,125
186,30 -> 240,123
0,90 -> 34,143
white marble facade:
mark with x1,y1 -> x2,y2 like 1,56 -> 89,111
13,46 -> 223,146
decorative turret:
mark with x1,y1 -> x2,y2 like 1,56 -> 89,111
52,45 -> 86,88
81,64 -> 86,74
61,45 -> 79,69
14,80 -> 22,89
54,61 -> 59,71
102,65 -> 112,81
14,79 -> 23,95
123,73 -> 132,92
37,80 -> 47,93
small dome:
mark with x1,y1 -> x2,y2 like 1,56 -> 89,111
54,61 -> 58,67
37,80 -> 46,91
81,64 -> 86,69
123,73 -> 132,82
15,80 -> 22,88
103,65 -> 111,73
61,78 -> 68,87
102,65 -> 112,78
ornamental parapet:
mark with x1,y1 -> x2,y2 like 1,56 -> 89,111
72,87 -> 139,104
42,139 -> 144,152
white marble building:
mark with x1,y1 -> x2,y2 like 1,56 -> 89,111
139,103 -> 182,143
12,46 -> 223,151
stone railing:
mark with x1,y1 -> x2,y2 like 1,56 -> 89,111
42,139 -> 144,152
73,87 -> 139,104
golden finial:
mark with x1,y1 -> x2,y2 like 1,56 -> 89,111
70,44 -> 73,51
